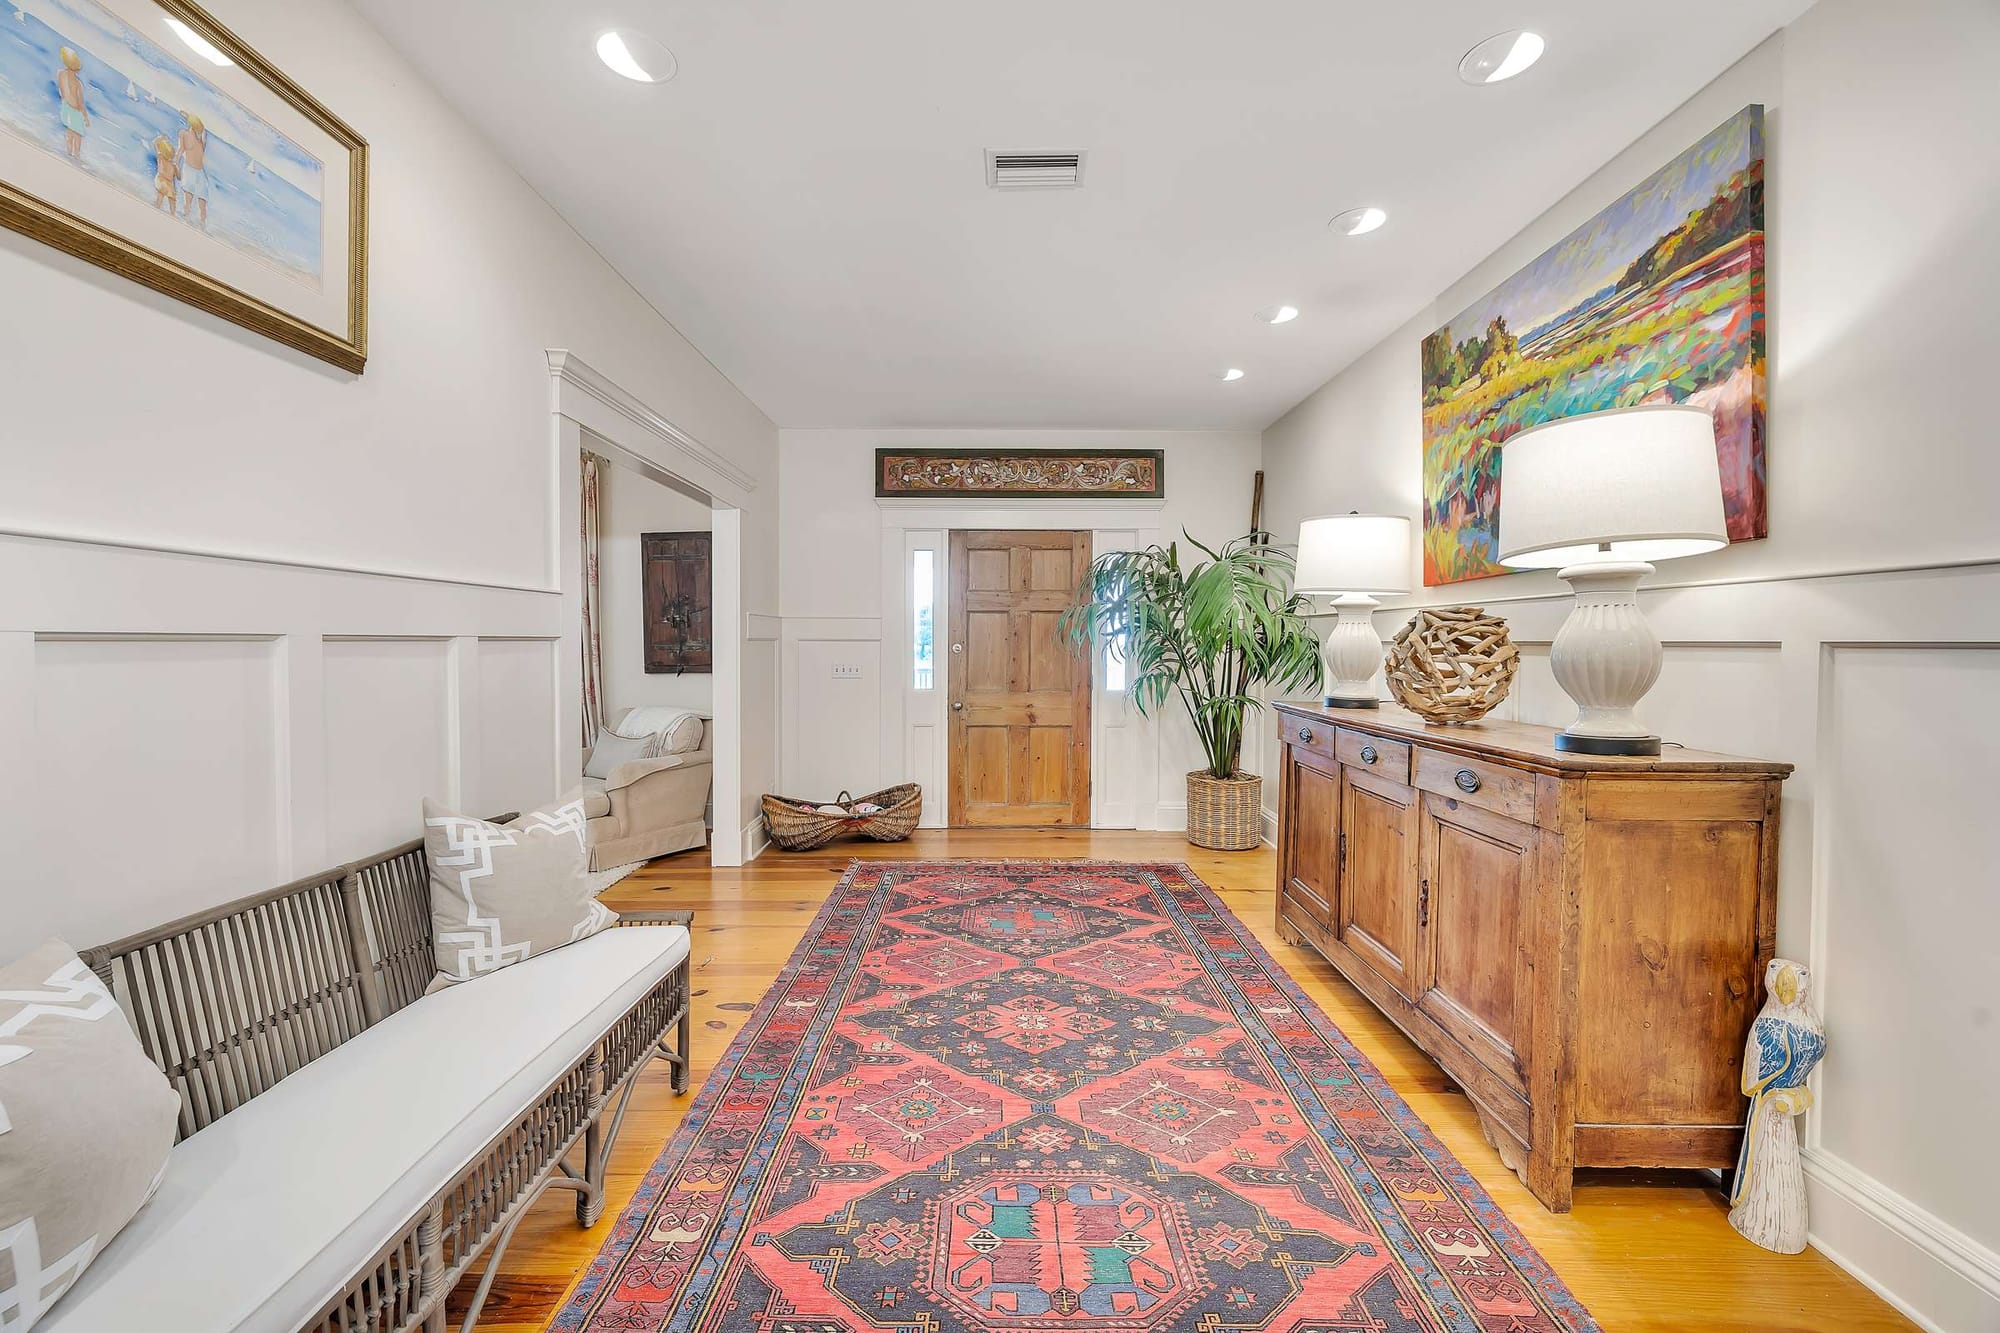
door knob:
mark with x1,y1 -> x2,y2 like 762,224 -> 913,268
952,701 -> 964,711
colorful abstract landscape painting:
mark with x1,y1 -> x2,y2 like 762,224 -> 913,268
1420,105 -> 1766,585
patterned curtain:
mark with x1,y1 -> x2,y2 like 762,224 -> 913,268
580,449 -> 606,744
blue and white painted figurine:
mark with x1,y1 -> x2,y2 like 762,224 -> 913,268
1729,958 -> 1826,1252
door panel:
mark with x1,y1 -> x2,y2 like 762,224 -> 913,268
1418,795 -> 1535,1091
948,530 -> 1092,826
1338,768 -> 1418,996
1282,750 -> 1339,929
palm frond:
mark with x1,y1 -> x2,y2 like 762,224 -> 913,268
1060,529 -> 1323,778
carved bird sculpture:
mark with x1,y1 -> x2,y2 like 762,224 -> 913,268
1729,958 -> 1826,1252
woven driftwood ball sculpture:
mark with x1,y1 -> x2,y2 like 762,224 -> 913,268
1386,607 -> 1518,724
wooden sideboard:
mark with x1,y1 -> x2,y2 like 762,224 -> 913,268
1272,700 -> 1791,1211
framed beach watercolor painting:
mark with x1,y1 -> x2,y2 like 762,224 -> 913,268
1419,105 -> 1766,585
0,0 -> 366,370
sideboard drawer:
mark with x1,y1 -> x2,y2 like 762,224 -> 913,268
1282,715 -> 1340,766
1413,747 -> 1537,823
1337,729 -> 1411,785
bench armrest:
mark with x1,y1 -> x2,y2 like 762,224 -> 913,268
614,909 -> 695,927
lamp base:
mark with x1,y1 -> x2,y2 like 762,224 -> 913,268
1555,731 -> 1662,756
1321,594 -> 1385,711
1550,559 -> 1665,750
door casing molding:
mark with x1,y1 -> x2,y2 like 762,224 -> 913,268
876,501 -> 1165,829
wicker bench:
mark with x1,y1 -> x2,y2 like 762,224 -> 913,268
41,827 -> 692,1333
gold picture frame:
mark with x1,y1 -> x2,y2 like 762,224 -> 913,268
0,0 -> 367,371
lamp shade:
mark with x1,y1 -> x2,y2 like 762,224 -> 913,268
1295,513 -> 1412,596
1496,405 -> 1727,569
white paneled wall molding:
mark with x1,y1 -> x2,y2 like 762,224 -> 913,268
0,533 -> 564,955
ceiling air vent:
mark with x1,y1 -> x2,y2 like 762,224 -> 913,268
986,150 -> 1085,190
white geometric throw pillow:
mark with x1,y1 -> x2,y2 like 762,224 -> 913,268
423,797 -> 616,986
0,940 -> 181,1331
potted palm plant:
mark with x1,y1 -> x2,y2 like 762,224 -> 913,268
1060,532 -> 1322,850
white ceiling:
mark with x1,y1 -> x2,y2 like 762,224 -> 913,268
353,1 -> 1810,431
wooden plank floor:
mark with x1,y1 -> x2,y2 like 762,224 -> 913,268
452,830 -> 1913,1332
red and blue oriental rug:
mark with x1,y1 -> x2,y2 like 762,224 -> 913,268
556,861 -> 1596,1332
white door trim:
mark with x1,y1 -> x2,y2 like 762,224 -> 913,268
876,502 -> 1163,829
552,351 -> 750,865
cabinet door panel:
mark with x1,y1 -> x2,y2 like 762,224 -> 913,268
1282,751 -> 1339,928
1338,769 -> 1417,996
1419,796 -> 1534,1092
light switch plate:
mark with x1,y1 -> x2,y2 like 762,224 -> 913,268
831,663 -> 863,679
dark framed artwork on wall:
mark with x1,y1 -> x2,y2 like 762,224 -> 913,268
643,531 -> 712,674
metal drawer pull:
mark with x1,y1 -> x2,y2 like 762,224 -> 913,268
1454,768 -> 1481,793
1359,745 -> 1378,765
1298,728 -> 1313,742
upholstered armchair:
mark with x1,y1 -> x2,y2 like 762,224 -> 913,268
581,709 -> 712,870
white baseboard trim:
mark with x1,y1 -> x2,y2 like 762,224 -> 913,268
1803,1147 -> 2000,1333
741,816 -> 772,864
1154,801 -> 1186,832
1261,807 -> 1278,849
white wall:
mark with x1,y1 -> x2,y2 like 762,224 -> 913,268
1258,4 -> 2000,1329
599,464 -> 714,719
777,428 -> 1263,822
0,0 -> 778,954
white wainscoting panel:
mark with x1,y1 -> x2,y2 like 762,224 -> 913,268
781,617 -> 886,804
1814,647 -> 1998,1276
322,638 -> 454,863
25,636 -> 285,948
1504,640 -> 1786,759
474,638 -> 560,818
0,533 -> 567,962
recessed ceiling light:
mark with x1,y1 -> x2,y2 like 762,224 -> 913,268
1256,305 -> 1301,325
596,29 -> 677,83
1459,30 -> 1545,85
1219,368 -> 1246,382
1329,206 -> 1387,237
164,16 -> 232,66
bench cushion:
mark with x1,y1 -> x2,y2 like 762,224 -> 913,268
41,924 -> 691,1333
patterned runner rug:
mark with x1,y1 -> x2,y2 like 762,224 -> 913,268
555,860 -> 1596,1332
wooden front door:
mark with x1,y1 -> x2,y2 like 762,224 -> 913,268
948,530 -> 1092,826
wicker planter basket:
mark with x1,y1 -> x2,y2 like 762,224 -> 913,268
762,783 -> 922,852
1185,771 -> 1264,851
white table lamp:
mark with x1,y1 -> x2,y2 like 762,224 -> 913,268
1295,513 -> 1412,708
1497,405 -> 1727,755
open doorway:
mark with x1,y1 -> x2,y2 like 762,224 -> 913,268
553,351 -> 750,866
579,452 -> 716,867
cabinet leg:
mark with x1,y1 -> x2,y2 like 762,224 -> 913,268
1276,919 -> 1305,947
1476,1106 -> 1573,1212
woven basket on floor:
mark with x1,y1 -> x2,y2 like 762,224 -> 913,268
762,783 -> 922,851
1186,771 -> 1264,851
